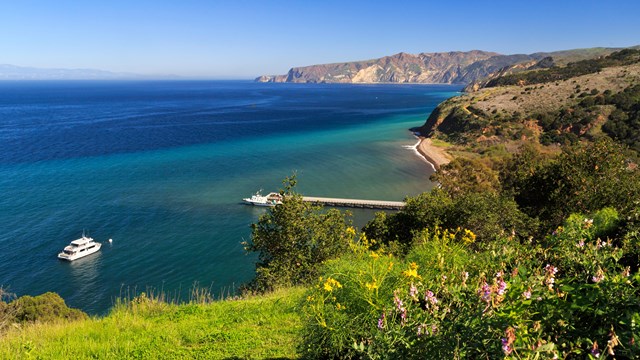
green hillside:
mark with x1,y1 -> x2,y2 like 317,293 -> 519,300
0,288 -> 304,359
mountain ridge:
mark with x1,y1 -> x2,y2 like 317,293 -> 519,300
257,47 -> 633,85
0,64 -> 177,80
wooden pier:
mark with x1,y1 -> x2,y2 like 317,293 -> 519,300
302,196 -> 405,210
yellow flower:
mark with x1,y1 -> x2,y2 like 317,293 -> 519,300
323,277 -> 342,292
369,251 -> 380,260
365,281 -> 379,291
402,262 -> 421,279
346,226 -> 356,237
462,229 -> 476,245
388,261 -> 394,271
336,303 -> 345,310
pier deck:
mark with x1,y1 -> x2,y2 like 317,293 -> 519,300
302,196 -> 405,210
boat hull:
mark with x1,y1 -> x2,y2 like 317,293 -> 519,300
58,242 -> 102,261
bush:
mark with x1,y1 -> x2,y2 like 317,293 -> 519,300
244,176 -> 352,292
300,209 -> 640,359
6,292 -> 86,323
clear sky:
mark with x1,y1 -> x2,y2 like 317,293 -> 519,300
2,0 -> 639,78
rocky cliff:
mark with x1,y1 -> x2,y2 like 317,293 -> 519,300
257,50 -> 541,84
257,47 -> 629,85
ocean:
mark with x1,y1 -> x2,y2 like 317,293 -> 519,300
0,81 -> 460,314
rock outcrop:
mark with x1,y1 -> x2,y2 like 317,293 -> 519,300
256,47 -> 629,85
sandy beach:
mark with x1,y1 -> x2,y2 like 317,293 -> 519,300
416,137 -> 451,171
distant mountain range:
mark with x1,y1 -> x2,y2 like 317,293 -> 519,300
0,64 -> 174,80
256,47 -> 637,85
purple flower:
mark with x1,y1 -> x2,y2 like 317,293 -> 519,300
425,290 -> 438,305
577,239 -> 585,248
479,281 -> 491,303
523,288 -> 532,299
497,278 -> 508,296
501,338 -> 512,355
377,312 -> 385,330
409,283 -> 418,299
393,292 -> 403,311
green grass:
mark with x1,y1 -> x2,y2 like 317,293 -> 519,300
0,287 -> 306,359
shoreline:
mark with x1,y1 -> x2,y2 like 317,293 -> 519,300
414,136 -> 451,171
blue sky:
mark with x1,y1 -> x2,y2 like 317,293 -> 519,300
2,0 -> 639,78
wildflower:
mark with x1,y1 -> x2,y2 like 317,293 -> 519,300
387,261 -> 394,271
417,324 -> 428,337
441,274 -> 447,284
502,327 -> 516,356
584,218 -> 594,228
607,327 -> 620,356
622,266 -> 631,277
323,277 -> 342,292
409,283 -> 418,299
478,281 -> 491,303
365,281 -> 379,291
544,264 -> 558,291
431,324 -> 438,334
462,229 -> 476,244
369,251 -> 380,260
393,291 -> 404,310
336,303 -> 344,310
497,278 -> 508,296
591,341 -> 600,358
501,338 -> 512,355
523,288 -> 532,299
577,239 -> 585,248
402,262 -> 421,279
377,312 -> 385,330
346,226 -> 356,237
592,268 -> 605,283
425,290 -> 438,308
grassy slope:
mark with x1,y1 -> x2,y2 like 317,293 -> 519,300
0,287 -> 305,359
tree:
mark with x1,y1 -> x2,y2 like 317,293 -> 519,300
517,139 -> 640,229
244,176 -> 352,291
430,158 -> 500,197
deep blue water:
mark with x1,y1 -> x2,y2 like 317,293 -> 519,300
0,81 -> 460,314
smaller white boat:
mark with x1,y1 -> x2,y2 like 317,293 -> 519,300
243,191 -> 283,207
58,233 -> 102,261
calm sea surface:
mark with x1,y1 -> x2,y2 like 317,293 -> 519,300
0,81 -> 460,314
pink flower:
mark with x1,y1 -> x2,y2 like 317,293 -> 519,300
377,312 -> 385,330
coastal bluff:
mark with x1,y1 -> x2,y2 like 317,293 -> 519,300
256,47 -> 629,85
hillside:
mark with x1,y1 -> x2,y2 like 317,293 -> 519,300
256,47 -> 627,85
0,288 -> 304,359
414,49 -> 640,158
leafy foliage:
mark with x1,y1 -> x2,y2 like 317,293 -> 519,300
244,175 -> 352,292
302,208 -> 640,359
602,84 -> 640,152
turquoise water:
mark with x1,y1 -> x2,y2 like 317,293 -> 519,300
0,81 -> 460,313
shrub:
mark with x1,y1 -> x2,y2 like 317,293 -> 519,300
244,176 -> 352,292
300,209 -> 640,359
7,292 -> 87,323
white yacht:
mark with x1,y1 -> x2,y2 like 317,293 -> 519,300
58,234 -> 102,261
243,191 -> 283,207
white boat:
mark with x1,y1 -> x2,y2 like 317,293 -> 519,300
243,191 -> 283,207
58,234 -> 102,261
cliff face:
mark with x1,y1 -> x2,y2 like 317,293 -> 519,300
256,47 -> 631,85
257,51 -> 545,85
